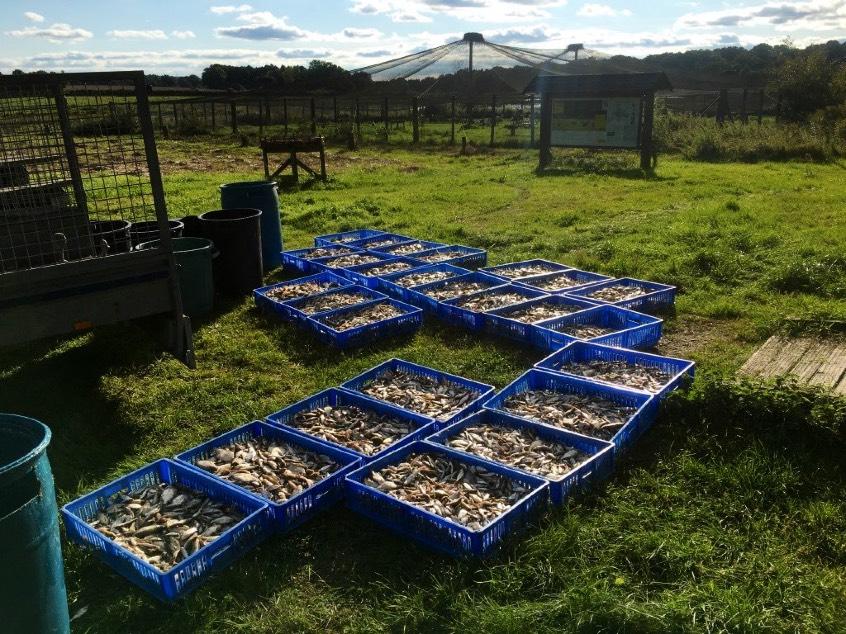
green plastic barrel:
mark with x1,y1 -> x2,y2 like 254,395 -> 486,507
138,237 -> 215,316
0,414 -> 70,634
219,181 -> 282,271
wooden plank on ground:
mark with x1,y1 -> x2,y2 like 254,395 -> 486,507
741,336 -> 846,394
740,335 -> 789,376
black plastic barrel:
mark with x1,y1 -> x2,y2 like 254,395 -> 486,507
0,414 -> 70,634
179,215 -> 204,239
129,219 -> 184,248
198,208 -> 263,295
90,219 -> 131,254
219,181 -> 282,271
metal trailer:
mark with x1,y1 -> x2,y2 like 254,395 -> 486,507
0,71 -> 194,367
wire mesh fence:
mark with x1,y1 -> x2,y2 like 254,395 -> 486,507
0,74 -> 163,273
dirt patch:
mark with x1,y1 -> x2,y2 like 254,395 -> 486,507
653,314 -> 727,358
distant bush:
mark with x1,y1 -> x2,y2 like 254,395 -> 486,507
654,110 -> 842,162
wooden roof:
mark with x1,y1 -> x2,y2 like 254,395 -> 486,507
524,72 -> 672,96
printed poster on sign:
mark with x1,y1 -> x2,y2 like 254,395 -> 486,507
550,98 -> 641,148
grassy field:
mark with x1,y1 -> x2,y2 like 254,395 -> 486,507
1,141 -> 844,632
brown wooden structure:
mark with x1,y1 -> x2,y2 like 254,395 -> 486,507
525,72 -> 672,170
740,335 -> 846,395
260,137 -> 327,182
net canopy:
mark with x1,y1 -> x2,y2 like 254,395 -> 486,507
353,33 -> 606,94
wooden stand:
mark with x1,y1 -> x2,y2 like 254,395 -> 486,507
261,137 -> 327,183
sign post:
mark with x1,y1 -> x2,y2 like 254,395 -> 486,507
525,73 -> 671,171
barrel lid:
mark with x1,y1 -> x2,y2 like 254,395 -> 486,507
219,180 -> 276,191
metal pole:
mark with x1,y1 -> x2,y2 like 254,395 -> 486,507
383,96 -> 389,140
412,96 -> 420,144
490,94 -> 496,146
529,97 -> 535,146
450,95 -> 456,145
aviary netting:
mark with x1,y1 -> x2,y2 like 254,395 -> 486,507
353,33 -> 606,96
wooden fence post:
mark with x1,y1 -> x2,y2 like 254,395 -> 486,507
210,102 -> 216,129
259,98 -> 264,139
310,97 -> 317,136
450,96 -> 456,145
529,97 -> 536,147
157,103 -> 163,130
230,101 -> 237,134
640,93 -> 655,170
490,94 -> 497,145
172,103 -> 178,127
355,97 -> 361,138
412,97 -> 420,144
283,98 -> 288,136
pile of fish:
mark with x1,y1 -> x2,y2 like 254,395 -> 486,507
292,403 -> 416,455
501,389 -> 634,439
324,253 -> 381,268
504,301 -> 583,323
417,249 -> 466,263
558,359 -> 672,393
366,261 -> 416,276
360,369 -> 481,421
266,280 -> 341,301
423,279 -> 495,301
454,290 -> 531,312
363,238 -> 405,250
445,424 -> 588,480
387,241 -> 432,256
304,246 -> 356,260
524,271 -> 584,291
296,291 -> 370,314
586,284 -> 646,303
329,235 -> 367,244
554,323 -> 617,339
495,263 -> 561,279
397,269 -> 458,288
363,453 -> 529,530
193,438 -> 339,503
87,483 -> 243,572
319,302 -> 405,331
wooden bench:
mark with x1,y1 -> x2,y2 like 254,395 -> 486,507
260,137 -> 326,182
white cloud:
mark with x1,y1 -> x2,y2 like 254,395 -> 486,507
342,27 -> 382,38
216,11 -> 307,40
172,30 -> 196,39
349,0 -> 567,23
578,3 -> 632,17
107,29 -> 169,40
6,23 -> 93,43
676,1 -> 846,32
24,11 -> 45,23
210,4 -> 253,15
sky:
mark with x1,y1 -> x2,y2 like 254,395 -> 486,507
2,0 -> 845,75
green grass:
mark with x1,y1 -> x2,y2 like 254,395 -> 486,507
1,141 -> 844,632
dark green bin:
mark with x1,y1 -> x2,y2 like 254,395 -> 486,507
138,237 -> 215,317
0,414 -> 70,634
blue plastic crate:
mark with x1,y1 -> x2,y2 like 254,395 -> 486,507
514,268 -> 612,294
412,245 -> 488,269
482,259 -> 570,281
253,271 -> 352,320
378,262 -> 469,303
440,284 -> 549,331
408,271 -> 506,313
350,233 -> 413,252
307,297 -> 423,349
483,369 -> 658,452
485,295 -> 598,345
314,229 -> 386,247
311,251 -> 393,275
281,245 -> 362,274
343,257 -> 424,289
426,409 -> 614,505
535,340 -> 695,398
533,305 -> 663,351
266,388 -> 436,462
61,459 -> 271,602
370,239 -> 445,256
341,358 -> 495,426
344,441 -> 549,558
565,277 -> 676,312
279,285 -> 385,324
175,421 -> 361,530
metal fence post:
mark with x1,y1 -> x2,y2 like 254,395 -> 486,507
450,96 -> 456,145
412,97 -> 420,144
490,94 -> 497,145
